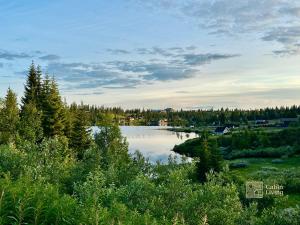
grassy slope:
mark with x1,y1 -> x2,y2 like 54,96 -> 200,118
227,156 -> 300,206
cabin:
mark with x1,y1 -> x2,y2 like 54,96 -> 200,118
158,119 -> 168,126
214,126 -> 230,135
165,108 -> 175,113
255,120 -> 269,126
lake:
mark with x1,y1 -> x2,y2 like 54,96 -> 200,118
92,126 -> 198,163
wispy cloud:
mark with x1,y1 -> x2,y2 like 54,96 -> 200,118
39,54 -> 61,61
106,49 -> 131,54
135,0 -> 300,55
0,50 -> 32,60
45,46 -> 239,90
182,53 -> 240,66
46,62 -> 143,90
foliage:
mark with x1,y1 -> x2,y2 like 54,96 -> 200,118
18,102 -> 43,143
0,88 -> 19,144
41,76 -> 66,137
226,146 -> 295,159
69,109 -> 91,159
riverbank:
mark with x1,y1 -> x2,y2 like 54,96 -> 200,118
166,126 -> 211,134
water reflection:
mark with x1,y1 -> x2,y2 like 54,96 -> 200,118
92,126 -> 197,163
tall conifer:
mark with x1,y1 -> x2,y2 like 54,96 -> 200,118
0,88 -> 19,144
41,76 -> 65,137
21,62 -> 39,110
70,109 -> 91,159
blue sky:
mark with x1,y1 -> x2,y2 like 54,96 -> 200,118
1,0 -> 300,109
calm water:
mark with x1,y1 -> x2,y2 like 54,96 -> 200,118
92,126 -> 197,162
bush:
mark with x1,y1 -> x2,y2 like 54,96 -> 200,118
0,176 -> 82,225
226,146 -> 295,159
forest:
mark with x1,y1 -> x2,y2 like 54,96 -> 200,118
0,63 -> 299,224
69,102 -> 300,127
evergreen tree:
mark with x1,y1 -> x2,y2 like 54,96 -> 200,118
196,131 -> 223,182
70,109 -> 91,159
209,139 -> 223,172
62,102 -> 73,139
196,138 -> 211,182
18,102 -> 43,143
36,65 -> 43,109
21,62 -> 41,110
41,76 -> 65,137
0,88 -> 19,144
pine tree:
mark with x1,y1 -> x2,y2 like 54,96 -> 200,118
18,102 -> 43,143
0,88 -> 19,144
70,109 -> 91,159
41,76 -> 65,137
21,62 -> 41,110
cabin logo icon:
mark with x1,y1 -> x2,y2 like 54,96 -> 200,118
246,181 -> 264,198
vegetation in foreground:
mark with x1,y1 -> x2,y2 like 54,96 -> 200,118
0,63 -> 299,224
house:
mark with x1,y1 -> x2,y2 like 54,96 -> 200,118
165,108 -> 175,113
158,119 -> 168,126
225,124 -> 238,129
280,118 -> 298,127
214,126 -> 230,135
255,120 -> 269,126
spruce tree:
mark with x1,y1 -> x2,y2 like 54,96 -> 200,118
18,102 -> 43,143
209,139 -> 223,172
41,76 -> 65,137
36,65 -> 43,110
70,109 -> 91,159
196,138 -> 211,182
21,62 -> 41,110
0,88 -> 19,144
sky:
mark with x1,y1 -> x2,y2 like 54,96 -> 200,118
0,0 -> 300,109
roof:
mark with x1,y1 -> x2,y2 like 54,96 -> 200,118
214,126 -> 229,133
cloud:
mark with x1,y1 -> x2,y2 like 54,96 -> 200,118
39,54 -> 61,61
45,46 -> 239,91
109,60 -> 196,81
0,63 -> 3,68
279,6 -> 300,17
109,52 -> 239,81
182,53 -> 240,66
72,91 -> 104,96
262,26 -> 300,44
106,49 -> 131,54
272,49 -> 300,56
46,62 -> 143,90
135,0 -> 300,55
0,50 -> 32,60
136,47 -> 175,57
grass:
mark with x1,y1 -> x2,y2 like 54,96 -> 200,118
227,156 -> 300,207
228,156 -> 300,178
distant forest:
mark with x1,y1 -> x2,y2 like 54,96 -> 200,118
80,104 -> 300,127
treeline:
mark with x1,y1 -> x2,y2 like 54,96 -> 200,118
0,63 -> 91,159
70,103 -> 300,127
